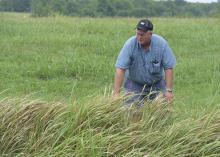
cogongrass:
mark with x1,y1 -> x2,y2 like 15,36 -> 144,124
0,96 -> 220,156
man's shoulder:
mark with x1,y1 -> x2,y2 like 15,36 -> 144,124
124,36 -> 137,46
152,34 -> 167,45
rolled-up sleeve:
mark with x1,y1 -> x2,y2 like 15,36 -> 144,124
162,43 -> 177,70
115,40 -> 132,69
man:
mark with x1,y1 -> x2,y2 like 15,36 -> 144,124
113,19 -> 176,106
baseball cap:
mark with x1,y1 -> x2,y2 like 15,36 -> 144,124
136,19 -> 153,32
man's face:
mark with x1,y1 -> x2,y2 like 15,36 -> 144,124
136,29 -> 152,46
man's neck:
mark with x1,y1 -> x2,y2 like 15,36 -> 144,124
141,41 -> 151,51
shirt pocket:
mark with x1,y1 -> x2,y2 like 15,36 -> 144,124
149,60 -> 161,74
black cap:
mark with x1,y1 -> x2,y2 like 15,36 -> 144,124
136,19 -> 153,32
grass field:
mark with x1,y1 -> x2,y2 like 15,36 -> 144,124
0,13 -> 220,156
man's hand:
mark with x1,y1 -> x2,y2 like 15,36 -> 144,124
113,68 -> 125,101
164,91 -> 174,103
112,92 -> 120,101
164,68 -> 174,104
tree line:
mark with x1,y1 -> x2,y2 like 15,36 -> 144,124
0,0 -> 220,17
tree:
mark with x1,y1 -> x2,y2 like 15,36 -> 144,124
0,0 -> 31,12
63,0 -> 80,16
1,0 -> 219,18
97,0 -> 116,16
31,0 -> 52,16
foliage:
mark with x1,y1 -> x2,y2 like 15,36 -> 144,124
0,0 -> 220,17
0,0 -> 31,12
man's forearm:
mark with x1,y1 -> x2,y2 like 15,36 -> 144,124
113,68 -> 125,95
165,69 -> 173,90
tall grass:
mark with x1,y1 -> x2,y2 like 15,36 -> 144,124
0,95 -> 220,156
1,13 -> 220,156
1,13 -> 220,109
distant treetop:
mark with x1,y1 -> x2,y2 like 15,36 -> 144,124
0,0 -> 220,17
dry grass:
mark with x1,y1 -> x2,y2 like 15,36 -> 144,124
0,95 -> 220,156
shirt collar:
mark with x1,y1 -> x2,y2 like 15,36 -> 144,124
137,37 -> 152,52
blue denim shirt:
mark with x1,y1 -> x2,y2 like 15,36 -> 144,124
115,34 -> 176,85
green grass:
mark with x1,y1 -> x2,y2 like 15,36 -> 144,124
1,13 -> 220,109
1,13 -> 220,111
0,12 -> 220,156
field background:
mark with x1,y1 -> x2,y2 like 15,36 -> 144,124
1,12 -> 220,115
1,12 -> 220,156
